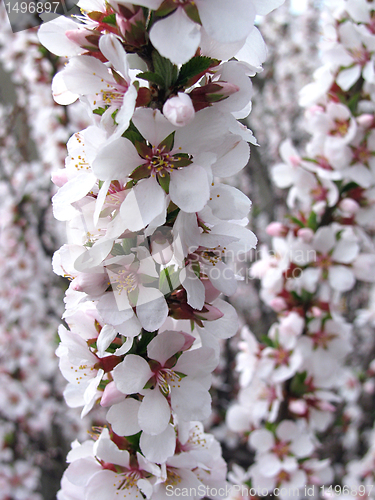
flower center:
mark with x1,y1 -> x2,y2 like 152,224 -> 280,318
112,270 -> 138,294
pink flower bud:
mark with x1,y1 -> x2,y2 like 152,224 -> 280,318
364,380 -> 375,394
163,93 -> 195,127
339,198 -> 360,215
51,170 -> 69,187
311,306 -> 322,318
100,381 -> 126,407
356,114 -> 374,129
266,222 -> 288,237
269,297 -> 287,312
289,399 -> 307,415
297,227 -> 314,243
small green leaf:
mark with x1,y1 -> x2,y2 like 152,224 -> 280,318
177,56 -> 217,87
307,210 -> 318,230
260,335 -> 275,348
102,13 -> 116,25
137,71 -> 165,87
288,216 -> 305,228
152,50 -> 178,89
122,120 -> 145,145
112,243 -> 126,256
158,173 -> 170,193
93,107 -> 106,116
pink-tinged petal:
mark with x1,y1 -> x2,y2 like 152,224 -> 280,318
113,354 -> 153,394
211,135 -> 250,178
136,287 -> 168,332
201,298 -> 239,339
180,265 -> 205,311
52,71 -> 78,105
140,425 -> 176,463
328,266 -> 355,292
93,138 -> 141,181
65,458 -> 101,487
107,399 -> 141,436
99,34 -> 129,81
196,0 -> 255,43
52,172 -> 96,221
132,108 -> 175,147
100,381 -> 126,407
147,330 -> 186,365
94,429 -> 130,467
38,17 -> 83,56
138,390 -> 170,435
174,346 -> 217,377
170,165 -> 209,213
149,9 -> 201,65
120,177 -> 166,231
170,378 -> 211,421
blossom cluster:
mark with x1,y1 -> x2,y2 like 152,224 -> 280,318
0,7 -> 95,498
37,0 -> 286,498
227,0 -> 375,495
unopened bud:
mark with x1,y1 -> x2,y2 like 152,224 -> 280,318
339,198 -> 360,215
100,381 -> 126,407
356,114 -> 374,129
163,93 -> 195,127
311,306 -> 322,317
269,297 -> 287,312
266,222 -> 288,237
297,227 -> 314,243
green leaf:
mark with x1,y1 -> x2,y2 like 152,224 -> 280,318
288,215 -> 305,228
158,173 -> 170,193
125,430 -> 142,450
152,50 -> 178,89
102,13 -> 116,25
159,266 -> 180,295
307,210 -> 318,230
260,335 -> 275,348
112,243 -> 126,256
290,371 -> 308,396
93,107 -> 106,116
177,56 -> 217,87
122,237 -> 137,254
137,71 -> 165,87
122,120 -> 145,145
137,330 -> 157,354
159,131 -> 175,152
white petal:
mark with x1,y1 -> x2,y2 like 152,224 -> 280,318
147,330 -> 186,365
140,425 -> 176,463
93,138 -> 141,181
113,355 -> 152,394
149,9 -> 200,65
249,429 -> 274,452
328,266 -> 355,292
138,390 -> 170,435
136,287 -> 169,331
180,265 -> 205,310
120,177 -> 166,231
94,431 -> 130,467
99,34 -> 129,80
197,0 -> 255,43
97,325 -> 117,357
107,399 -> 142,436
170,378 -> 211,421
132,108 -> 175,147
170,165 -> 209,212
